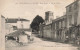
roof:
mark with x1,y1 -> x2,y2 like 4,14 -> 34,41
66,0 -> 79,8
52,15 -> 66,22
45,11 -> 53,13
5,18 -> 18,23
5,18 -> 29,23
1,15 -> 5,18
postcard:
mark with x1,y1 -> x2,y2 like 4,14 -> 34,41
0,0 -> 80,50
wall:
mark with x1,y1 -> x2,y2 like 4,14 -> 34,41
0,15 -> 5,50
5,23 -> 14,35
17,21 -> 30,29
65,0 -> 80,42
43,24 -> 52,39
17,21 -> 22,29
22,21 -> 30,29
39,15 -> 67,42
77,0 -> 80,25
66,0 -> 79,28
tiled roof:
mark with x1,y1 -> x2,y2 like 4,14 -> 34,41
5,18 -> 18,23
5,18 -> 29,23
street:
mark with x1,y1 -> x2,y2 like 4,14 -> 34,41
6,34 -> 79,50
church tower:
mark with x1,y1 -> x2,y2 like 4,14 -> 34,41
45,11 -> 54,23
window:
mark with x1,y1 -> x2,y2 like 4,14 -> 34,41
62,20 -> 64,27
74,13 -> 78,25
59,21 -> 61,29
69,6 -> 72,12
74,2 -> 78,9
69,15 -> 72,25
56,22 -> 59,29
55,23 -> 56,30
65,18 -> 67,27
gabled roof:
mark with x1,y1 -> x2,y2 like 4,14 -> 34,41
1,15 -> 5,18
5,18 -> 29,23
66,0 -> 79,8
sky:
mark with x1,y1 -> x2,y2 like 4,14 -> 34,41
1,0 -> 74,23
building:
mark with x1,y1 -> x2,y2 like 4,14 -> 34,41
52,15 -> 67,42
66,0 -> 79,28
43,23 -> 52,39
0,15 -> 5,50
40,11 -> 54,39
39,23 -> 44,38
5,18 -> 30,35
45,11 -> 54,25
39,11 -> 67,42
39,15 -> 67,42
66,0 -> 80,43
39,0 -> 80,43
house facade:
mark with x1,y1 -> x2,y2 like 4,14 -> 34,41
66,0 -> 80,43
43,24 -> 52,39
5,18 -> 30,35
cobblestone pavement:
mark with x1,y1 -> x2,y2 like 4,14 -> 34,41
6,34 -> 79,50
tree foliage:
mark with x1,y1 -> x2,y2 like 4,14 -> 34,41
30,15 -> 44,31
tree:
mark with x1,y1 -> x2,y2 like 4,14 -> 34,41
30,15 -> 44,32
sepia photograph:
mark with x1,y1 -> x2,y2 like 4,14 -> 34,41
0,0 -> 80,50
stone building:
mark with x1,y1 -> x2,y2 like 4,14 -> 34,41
52,15 -> 67,42
39,14 -> 67,42
41,11 -> 54,39
39,10 -> 67,42
43,24 -> 52,39
66,0 -> 80,43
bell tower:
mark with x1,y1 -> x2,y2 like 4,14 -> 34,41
45,11 -> 54,22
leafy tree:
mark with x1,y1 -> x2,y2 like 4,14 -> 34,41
30,15 -> 44,32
